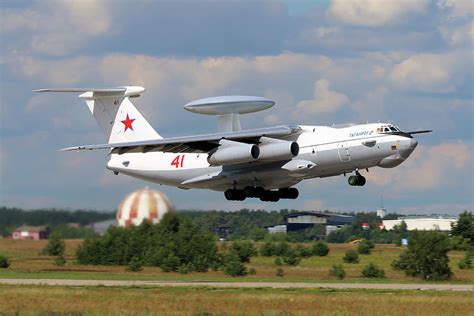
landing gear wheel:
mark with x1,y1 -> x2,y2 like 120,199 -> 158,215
348,175 -> 366,186
278,188 -> 299,199
348,175 -> 358,186
224,189 -> 246,201
259,190 -> 280,202
244,186 -> 264,198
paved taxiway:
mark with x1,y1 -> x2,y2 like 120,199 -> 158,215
0,279 -> 472,291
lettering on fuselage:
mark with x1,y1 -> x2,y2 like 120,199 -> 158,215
349,130 -> 373,137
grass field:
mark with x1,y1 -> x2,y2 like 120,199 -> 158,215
1,285 -> 473,315
0,239 -> 472,284
1,239 -> 473,315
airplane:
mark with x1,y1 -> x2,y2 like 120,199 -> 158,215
34,86 -> 431,202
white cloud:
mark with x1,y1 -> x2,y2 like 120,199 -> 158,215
388,52 -> 465,92
439,21 -> 474,46
351,86 -> 388,120
2,0 -> 110,56
296,79 -> 349,114
367,142 -> 472,190
326,0 -> 429,27
437,0 -> 473,18
12,55 -> 98,85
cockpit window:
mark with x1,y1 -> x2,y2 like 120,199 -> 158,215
384,127 -> 390,132
389,127 -> 397,132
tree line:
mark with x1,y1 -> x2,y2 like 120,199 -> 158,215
1,206 -> 472,247
0,207 -> 115,237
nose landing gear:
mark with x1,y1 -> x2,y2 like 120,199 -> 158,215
348,171 -> 366,186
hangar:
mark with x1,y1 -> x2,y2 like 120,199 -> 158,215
383,217 -> 457,231
266,211 -> 354,234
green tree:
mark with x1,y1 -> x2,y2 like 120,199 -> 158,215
231,241 -> 257,263
458,252 -> 472,270
449,235 -> 471,250
274,241 -> 290,256
249,227 -> 267,241
295,244 -> 312,258
0,255 -> 10,268
259,242 -> 276,256
54,255 -> 66,266
357,240 -> 372,255
328,264 -> 345,279
127,256 -> 144,272
311,241 -> 330,256
282,248 -> 301,266
43,231 -> 65,256
343,250 -> 359,263
274,257 -> 282,266
392,231 -> 452,280
361,263 -> 385,278
223,250 -> 247,277
75,213 -> 220,272
451,211 -> 474,243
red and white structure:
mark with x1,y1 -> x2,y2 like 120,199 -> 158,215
117,188 -> 172,227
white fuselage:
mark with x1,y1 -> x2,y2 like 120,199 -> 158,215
106,123 -> 418,191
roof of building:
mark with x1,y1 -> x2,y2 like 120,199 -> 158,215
13,225 -> 49,232
284,212 -> 331,219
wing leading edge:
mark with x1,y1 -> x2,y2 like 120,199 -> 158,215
61,125 -> 302,154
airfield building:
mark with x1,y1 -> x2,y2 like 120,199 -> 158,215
383,217 -> 456,231
266,212 -> 354,235
11,225 -> 49,240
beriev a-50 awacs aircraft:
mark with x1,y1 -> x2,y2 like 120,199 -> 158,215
35,86 -> 431,202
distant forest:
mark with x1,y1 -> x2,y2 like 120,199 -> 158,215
0,207 -> 115,237
0,206 -> 398,242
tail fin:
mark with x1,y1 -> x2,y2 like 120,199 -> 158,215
34,86 -> 161,143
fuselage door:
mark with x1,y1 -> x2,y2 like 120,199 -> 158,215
338,142 -> 351,162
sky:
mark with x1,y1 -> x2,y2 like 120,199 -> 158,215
0,0 -> 473,215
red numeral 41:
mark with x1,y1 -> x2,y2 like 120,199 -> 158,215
171,155 -> 185,168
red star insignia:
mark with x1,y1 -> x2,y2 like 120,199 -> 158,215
121,114 -> 135,132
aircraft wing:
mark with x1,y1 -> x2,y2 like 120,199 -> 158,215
61,125 -> 302,154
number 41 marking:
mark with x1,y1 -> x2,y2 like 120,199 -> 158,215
171,155 -> 185,168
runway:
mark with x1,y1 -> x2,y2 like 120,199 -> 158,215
0,278 -> 472,291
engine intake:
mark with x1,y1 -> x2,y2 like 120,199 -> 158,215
208,140 -> 260,166
258,137 -> 299,161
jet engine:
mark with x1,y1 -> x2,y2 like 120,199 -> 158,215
258,137 -> 299,161
208,140 -> 260,166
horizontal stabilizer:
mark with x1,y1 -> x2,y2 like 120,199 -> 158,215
33,88 -> 126,93
33,86 -> 145,98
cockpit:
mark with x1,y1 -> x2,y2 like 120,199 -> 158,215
376,124 -> 401,134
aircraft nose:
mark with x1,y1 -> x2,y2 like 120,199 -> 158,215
398,136 -> 417,159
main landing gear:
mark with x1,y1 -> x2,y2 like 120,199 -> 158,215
348,170 -> 366,186
224,186 -> 299,202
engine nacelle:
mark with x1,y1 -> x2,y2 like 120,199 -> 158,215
258,137 -> 299,161
208,140 -> 260,166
